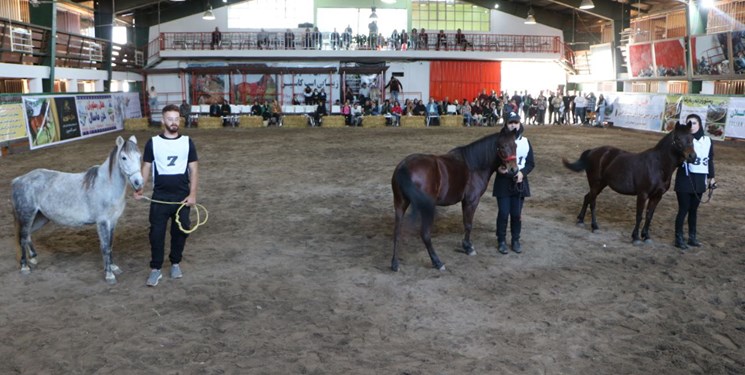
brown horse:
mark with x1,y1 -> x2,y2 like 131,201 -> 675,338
391,126 -> 518,272
562,123 -> 697,244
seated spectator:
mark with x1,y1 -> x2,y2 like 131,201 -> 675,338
436,30 -> 447,51
284,29 -> 295,49
462,100 -> 473,126
341,100 -> 352,125
413,99 -> 426,116
425,97 -> 440,126
391,101 -> 403,126
250,100 -> 263,116
312,101 -> 327,126
350,102 -> 363,126
209,101 -> 222,117
455,29 -> 473,51
472,103 -> 483,126
330,28 -> 340,50
268,99 -> 282,126
221,99 -> 232,126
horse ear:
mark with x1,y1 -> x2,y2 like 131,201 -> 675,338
129,135 -> 138,144
116,136 -> 124,148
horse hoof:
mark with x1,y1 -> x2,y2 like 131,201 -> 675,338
29,257 -> 38,265
437,265 -> 446,271
111,264 -> 123,275
644,239 -> 653,244
20,266 -> 31,275
632,240 -> 643,246
105,273 -> 117,284
576,222 -> 586,228
391,263 -> 399,272
467,249 -> 477,256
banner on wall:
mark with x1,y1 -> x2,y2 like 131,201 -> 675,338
605,93 -> 666,131
678,96 -> 728,141
725,97 -> 745,138
112,92 -> 142,120
0,103 -> 27,142
23,94 -> 125,150
281,74 -> 340,105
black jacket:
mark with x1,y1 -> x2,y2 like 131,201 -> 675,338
492,133 -> 534,198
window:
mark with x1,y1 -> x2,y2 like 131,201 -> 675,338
412,0 -> 489,32
228,0 -> 314,29
316,8 -> 408,37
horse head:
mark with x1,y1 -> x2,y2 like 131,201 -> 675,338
497,126 -> 519,174
672,121 -> 697,164
116,135 -> 144,191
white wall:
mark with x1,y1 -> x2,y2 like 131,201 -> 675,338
501,61 -> 566,95
490,10 -> 562,38
385,61 -> 430,102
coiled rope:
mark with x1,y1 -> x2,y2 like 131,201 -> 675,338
141,196 -> 208,234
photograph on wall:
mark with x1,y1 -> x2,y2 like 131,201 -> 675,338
628,43 -> 654,78
233,74 -> 279,105
653,39 -> 686,77
76,95 -> 119,136
0,103 -> 27,142
662,94 -> 683,131
281,74 -> 338,106
731,31 -> 745,74
691,33 -> 730,76
191,73 -> 228,105
679,95 -> 727,141
53,96 -> 82,141
22,97 -> 59,148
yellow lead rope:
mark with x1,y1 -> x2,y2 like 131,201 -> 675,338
141,196 -> 208,234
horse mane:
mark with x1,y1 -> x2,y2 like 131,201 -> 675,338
83,140 -> 137,190
449,132 -> 500,171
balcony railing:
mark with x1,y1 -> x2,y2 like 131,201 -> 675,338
150,31 -> 562,58
0,18 -> 144,71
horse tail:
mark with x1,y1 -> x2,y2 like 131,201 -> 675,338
562,149 -> 591,172
395,165 -> 435,221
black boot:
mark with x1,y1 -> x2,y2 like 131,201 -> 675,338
497,241 -> 509,254
511,239 -> 522,253
674,232 -> 688,250
687,233 -> 701,247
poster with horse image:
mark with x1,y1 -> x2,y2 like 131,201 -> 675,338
111,92 -> 142,121
679,96 -> 728,141
75,95 -> 120,136
0,103 -> 27,142
628,43 -> 654,78
191,73 -> 228,105
53,96 -> 82,141
233,74 -> 279,105
281,74 -> 339,106
22,96 -> 60,149
653,39 -> 687,77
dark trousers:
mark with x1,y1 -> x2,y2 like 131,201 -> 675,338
149,201 -> 191,269
496,195 -> 523,243
675,192 -> 701,235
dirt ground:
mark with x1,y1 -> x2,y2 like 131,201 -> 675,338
0,125 -> 743,374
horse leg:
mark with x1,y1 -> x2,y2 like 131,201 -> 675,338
631,194 -> 647,245
27,213 -> 49,265
14,207 -> 40,274
460,200 -> 478,256
577,192 -> 591,226
421,213 -> 445,271
588,184 -> 606,232
641,195 -> 662,243
391,200 -> 409,272
97,221 -> 116,284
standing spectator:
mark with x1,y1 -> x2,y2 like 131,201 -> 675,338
343,25 -> 353,50
330,28 -> 340,50
358,82 -> 370,103
551,94 -> 562,124
419,28 -> 429,50
344,85 -> 355,104
312,27 -> 322,50
400,29 -> 409,50
135,104 -> 199,286
385,76 -> 403,104
547,92 -> 556,124
410,28 -> 418,50
390,29 -> 400,50
536,93 -> 546,125
585,92 -> 596,125
179,99 -> 190,118
436,30 -> 447,50
303,28 -> 312,50
148,86 -> 158,114
574,92 -> 587,125
493,112 -> 534,254
595,94 -> 606,127
284,28 -> 295,49
318,88 -> 327,105
368,20 -> 379,50
211,27 -> 222,50
673,114 -> 715,249
304,85 -> 313,105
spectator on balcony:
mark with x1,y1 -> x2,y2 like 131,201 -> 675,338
303,28 -> 312,50
211,27 -> 222,50
257,29 -> 271,49
312,27 -> 322,50
368,20 -> 379,50
436,30 -> 447,51
390,29 -> 400,50
400,29 -> 408,50
410,28 -> 418,50
419,28 -> 429,50
343,25 -> 353,50
284,29 -> 295,49
330,28 -> 340,50
455,29 -> 472,51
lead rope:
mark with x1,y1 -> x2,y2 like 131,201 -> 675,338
141,196 -> 208,234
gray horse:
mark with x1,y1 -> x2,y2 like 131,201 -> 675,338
11,135 -> 143,284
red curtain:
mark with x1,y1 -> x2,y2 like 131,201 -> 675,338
429,60 -> 501,103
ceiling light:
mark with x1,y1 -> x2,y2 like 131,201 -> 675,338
525,7 -> 536,24
380,0 -> 396,4
370,7 -> 378,19
202,5 -> 215,20
579,0 -> 595,9
494,2 -> 499,9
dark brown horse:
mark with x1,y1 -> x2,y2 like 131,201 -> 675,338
391,127 -> 518,272
562,123 -> 696,244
